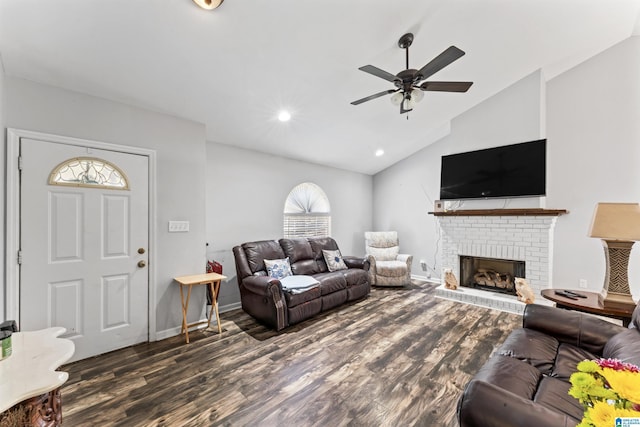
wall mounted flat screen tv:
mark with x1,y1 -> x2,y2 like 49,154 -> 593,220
439,139 -> 546,200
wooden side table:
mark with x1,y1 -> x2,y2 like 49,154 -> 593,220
541,289 -> 635,327
174,272 -> 227,343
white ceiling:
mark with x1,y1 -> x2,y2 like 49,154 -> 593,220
1,0 -> 639,175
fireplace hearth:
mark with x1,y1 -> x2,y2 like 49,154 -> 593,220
460,255 -> 525,296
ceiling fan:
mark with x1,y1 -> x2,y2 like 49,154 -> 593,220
351,33 -> 473,114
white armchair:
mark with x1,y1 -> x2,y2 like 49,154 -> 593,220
364,231 -> 413,287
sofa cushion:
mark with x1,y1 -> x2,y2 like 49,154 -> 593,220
497,328 -> 560,375
264,257 -> 292,279
283,286 -> 321,307
323,249 -> 348,272
308,237 -> 340,272
243,240 -> 285,274
279,238 -> 314,263
313,272 -> 347,295
375,260 -> 408,277
603,329 -> 640,366
550,343 -> 597,381
533,377 -> 583,422
289,259 -> 320,276
472,355 -> 542,400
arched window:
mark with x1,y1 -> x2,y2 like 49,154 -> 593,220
49,157 -> 129,190
283,182 -> 331,238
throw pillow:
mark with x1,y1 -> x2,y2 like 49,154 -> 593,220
322,249 -> 348,272
264,257 -> 293,280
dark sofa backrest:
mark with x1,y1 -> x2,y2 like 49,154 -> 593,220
238,240 -> 285,277
234,237 -> 344,281
308,237 -> 340,272
279,238 -> 319,275
279,236 -> 341,275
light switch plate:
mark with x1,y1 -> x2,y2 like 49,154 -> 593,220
168,221 -> 190,232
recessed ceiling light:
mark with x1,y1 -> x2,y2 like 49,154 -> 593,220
278,111 -> 291,122
192,0 -> 223,10
375,149 -> 384,157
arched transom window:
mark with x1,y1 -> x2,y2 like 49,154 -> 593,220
283,182 -> 331,238
48,157 -> 129,190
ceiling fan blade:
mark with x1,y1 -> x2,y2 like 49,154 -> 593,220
416,46 -> 466,81
351,89 -> 398,105
358,65 -> 401,83
419,81 -> 473,92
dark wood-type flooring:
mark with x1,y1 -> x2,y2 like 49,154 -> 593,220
61,281 -> 522,426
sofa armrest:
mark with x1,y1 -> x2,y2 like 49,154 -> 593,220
523,304 -> 625,355
458,380 -> 578,427
344,256 -> 369,271
241,275 -> 282,296
397,253 -> 413,267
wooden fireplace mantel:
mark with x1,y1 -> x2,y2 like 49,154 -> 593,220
429,208 -> 568,217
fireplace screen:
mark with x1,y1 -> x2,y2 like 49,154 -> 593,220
459,256 -> 525,295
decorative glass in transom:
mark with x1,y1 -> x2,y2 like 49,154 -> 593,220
49,157 -> 129,190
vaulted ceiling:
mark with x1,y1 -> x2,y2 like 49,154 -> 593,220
1,1 -> 639,174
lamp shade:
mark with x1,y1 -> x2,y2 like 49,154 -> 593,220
589,202 -> 640,241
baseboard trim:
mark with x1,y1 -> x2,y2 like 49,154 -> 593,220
155,302 -> 242,341
219,302 -> 241,313
412,274 -> 442,285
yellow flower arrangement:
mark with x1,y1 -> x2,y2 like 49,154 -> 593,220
569,359 -> 640,427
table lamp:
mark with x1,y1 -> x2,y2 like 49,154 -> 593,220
589,202 -> 640,309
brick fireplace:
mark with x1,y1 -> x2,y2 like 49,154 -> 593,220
434,209 -> 567,313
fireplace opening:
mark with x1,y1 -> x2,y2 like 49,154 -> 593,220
460,256 -> 525,296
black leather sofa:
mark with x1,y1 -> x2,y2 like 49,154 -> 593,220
457,301 -> 640,427
232,237 -> 370,330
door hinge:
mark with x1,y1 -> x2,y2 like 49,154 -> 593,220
18,156 -> 23,171
17,250 -> 23,265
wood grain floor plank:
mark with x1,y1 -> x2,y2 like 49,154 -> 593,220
61,280 -> 521,426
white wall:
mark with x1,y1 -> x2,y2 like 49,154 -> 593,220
0,56 -> 6,321
372,71 -> 545,278
373,36 -> 640,302
4,77 -> 208,335
546,36 -> 640,298
206,142 -> 373,309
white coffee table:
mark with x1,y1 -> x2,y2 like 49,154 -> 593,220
0,327 -> 75,421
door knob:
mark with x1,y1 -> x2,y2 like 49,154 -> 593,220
138,260 -> 147,268
138,248 -> 146,254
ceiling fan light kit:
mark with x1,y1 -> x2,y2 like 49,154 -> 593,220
193,0 -> 223,10
352,33 -> 473,114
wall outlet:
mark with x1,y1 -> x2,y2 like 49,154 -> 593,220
420,260 -> 427,271
579,279 -> 587,289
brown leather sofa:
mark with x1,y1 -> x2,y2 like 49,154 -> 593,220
457,301 -> 640,427
233,237 -> 370,331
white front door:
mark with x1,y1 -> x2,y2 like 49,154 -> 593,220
20,138 -> 149,361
